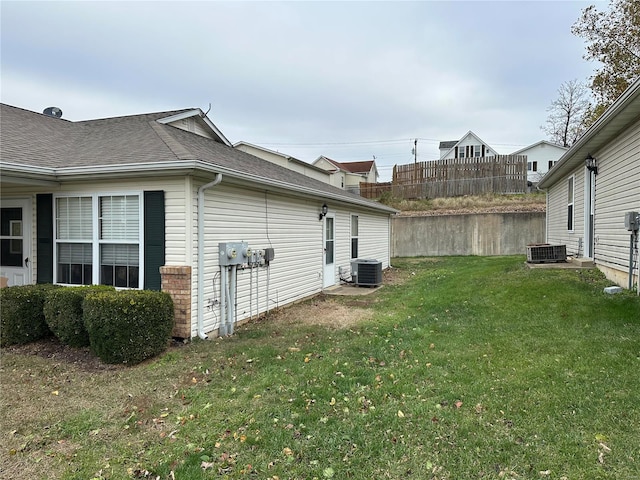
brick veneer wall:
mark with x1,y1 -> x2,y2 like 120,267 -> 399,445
160,266 -> 191,339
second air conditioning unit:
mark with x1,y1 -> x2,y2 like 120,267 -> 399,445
351,259 -> 382,287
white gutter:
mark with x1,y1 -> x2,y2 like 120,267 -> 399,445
197,173 -> 223,339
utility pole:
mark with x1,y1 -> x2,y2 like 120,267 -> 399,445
413,139 -> 418,184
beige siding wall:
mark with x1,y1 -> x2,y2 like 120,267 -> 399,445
191,181 -> 391,337
545,168 -> 585,256
593,121 -> 640,278
235,145 -> 330,183
168,117 -> 215,139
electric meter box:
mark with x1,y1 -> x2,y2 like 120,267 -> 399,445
219,242 -> 251,266
624,211 -> 639,231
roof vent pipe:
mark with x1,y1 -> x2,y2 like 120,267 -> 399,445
197,173 -> 222,339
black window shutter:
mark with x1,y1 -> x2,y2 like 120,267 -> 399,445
144,191 -> 165,291
36,194 -> 54,284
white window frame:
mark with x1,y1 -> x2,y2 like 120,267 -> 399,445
53,191 -> 144,288
473,145 -> 482,157
351,214 -> 359,259
567,175 -> 575,232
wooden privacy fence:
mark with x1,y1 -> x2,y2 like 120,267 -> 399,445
361,155 -> 527,200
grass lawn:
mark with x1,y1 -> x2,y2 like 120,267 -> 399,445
1,256 -> 639,480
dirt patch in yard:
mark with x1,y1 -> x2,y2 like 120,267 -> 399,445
264,264 -> 412,329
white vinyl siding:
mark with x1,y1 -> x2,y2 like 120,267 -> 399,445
546,169 -> 584,256
593,121 -> 640,274
191,181 -> 392,337
195,184 -> 324,336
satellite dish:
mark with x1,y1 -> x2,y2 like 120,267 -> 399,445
43,107 -> 63,118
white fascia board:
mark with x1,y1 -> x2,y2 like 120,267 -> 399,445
157,109 -> 232,147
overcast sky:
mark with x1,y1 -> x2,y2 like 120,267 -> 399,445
1,1 -> 599,181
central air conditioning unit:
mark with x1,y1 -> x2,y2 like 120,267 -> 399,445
351,259 -> 383,287
526,244 -> 567,264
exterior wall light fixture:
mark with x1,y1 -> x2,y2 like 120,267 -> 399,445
585,154 -> 598,175
319,203 -> 328,220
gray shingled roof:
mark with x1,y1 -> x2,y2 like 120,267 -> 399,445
438,140 -> 457,149
0,104 -> 395,213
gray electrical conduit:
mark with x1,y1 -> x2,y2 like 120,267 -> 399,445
197,174 -> 222,339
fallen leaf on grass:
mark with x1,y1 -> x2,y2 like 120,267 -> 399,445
51,391 -> 59,396
454,401 -> 463,409
397,410 -> 405,418
282,447 -> 293,456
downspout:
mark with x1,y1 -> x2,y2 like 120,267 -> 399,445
197,174 -> 222,340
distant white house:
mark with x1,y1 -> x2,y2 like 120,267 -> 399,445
438,131 -> 498,160
511,141 -> 568,184
313,156 -> 379,194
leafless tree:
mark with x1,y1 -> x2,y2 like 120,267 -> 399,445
541,79 -> 591,147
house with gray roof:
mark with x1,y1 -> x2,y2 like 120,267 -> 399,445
0,104 -> 397,338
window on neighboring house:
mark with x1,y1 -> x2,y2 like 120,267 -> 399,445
567,176 -> 574,231
458,147 -> 465,158
548,160 -> 555,170
351,215 -> 359,259
473,145 -> 482,157
55,194 -> 142,288
527,161 -> 538,172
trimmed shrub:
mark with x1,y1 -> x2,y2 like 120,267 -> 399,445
44,285 -> 115,348
0,284 -> 60,346
83,290 -> 174,365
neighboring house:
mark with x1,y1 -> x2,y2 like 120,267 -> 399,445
511,140 -> 568,184
313,156 -> 379,194
0,104 -> 397,339
438,131 -> 498,160
233,141 -> 331,184
538,78 -> 640,290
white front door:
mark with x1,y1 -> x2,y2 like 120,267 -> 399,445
323,214 -> 336,288
0,198 -> 32,286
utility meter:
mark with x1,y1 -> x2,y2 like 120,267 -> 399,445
624,211 -> 639,231
219,242 -> 250,266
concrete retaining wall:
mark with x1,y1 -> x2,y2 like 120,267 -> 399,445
392,212 -> 546,257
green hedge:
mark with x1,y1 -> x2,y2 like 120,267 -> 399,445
83,290 -> 174,364
0,284 -> 60,346
43,285 -> 115,348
